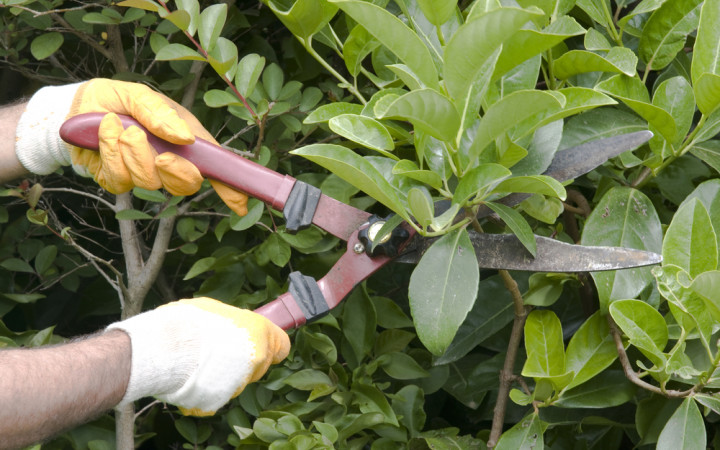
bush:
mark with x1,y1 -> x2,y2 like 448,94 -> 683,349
3,0 -> 720,448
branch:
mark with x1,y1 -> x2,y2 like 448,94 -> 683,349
487,269 -> 530,448
50,13 -> 114,61
43,187 -> 117,211
607,315 -> 694,398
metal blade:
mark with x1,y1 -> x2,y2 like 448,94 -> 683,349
397,232 -> 662,272
472,130 -> 653,218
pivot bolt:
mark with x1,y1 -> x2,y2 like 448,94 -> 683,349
353,243 -> 365,254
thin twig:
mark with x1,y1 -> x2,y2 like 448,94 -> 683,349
43,187 -> 116,211
607,315 -> 693,398
487,269 -> 530,448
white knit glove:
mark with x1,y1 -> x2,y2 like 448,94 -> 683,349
107,297 -> 290,416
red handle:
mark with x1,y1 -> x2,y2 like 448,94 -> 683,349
60,113 -> 297,210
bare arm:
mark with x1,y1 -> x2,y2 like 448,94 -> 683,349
0,329 -> 131,449
0,101 -> 30,183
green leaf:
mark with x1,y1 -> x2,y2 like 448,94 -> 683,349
662,198 -> 717,277
174,0 -> 199,35
639,0 -> 701,72
690,270 -> 720,321
556,370 -> 635,408
691,0 -> 720,86
304,102 -> 364,124
265,0 -> 338,41
117,0 -> 160,11
470,90 -> 563,162
435,274 -> 517,365
553,47 -> 638,79
392,160 -> 443,190
609,299 -> 668,366
652,76 -> 695,151
485,202 -> 536,257
494,412 -> 544,450
283,369 -> 334,391
575,0 -> 611,29
564,311 -> 617,390
2,293 -> 45,304
452,163 -> 511,205
691,139 -> 720,173
330,0 -> 439,90
378,89 -> 460,143
198,3 -> 226,52
115,209 -> 153,220
184,257 -> 216,280
377,352 -> 429,379
234,53 -> 265,99
208,37 -> 237,80
30,32 -> 63,60
351,382 -> 399,426
493,175 -> 566,200
392,385 -> 425,438
342,288 -> 376,364
657,398 -> 706,450
82,11 -> 121,24
328,114 -> 395,155
407,188 -> 433,229
204,89 -> 241,108
1,258 -> 35,273
290,144 -> 410,220
444,7 -> 542,104
160,9 -> 192,32
409,229 -> 480,355
132,187 -> 166,202
229,199 -> 264,231
581,187 -> 663,312
595,75 -> 676,141
343,25 -> 379,77
34,245 -> 57,275
694,72 -> 720,115
493,16 -> 586,79
262,63 -> 284,101
416,0 -> 456,26
522,310 -> 566,378
155,43 -> 205,62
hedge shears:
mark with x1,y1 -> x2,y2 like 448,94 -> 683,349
60,113 -> 661,330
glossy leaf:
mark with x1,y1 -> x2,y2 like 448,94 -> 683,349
391,385 -> 426,438
494,412 -> 544,450
291,144 -> 409,220
351,382 -> 399,426
117,0 -> 159,11
656,398 -> 706,450
198,3 -> 226,52
580,188 -> 662,312
392,160 -> 443,190
453,163 -> 511,205
522,310 -> 566,378
416,0 -> 456,26
691,0 -> 720,85
556,370 -> 635,408
662,198 -> 717,277
554,47 -> 637,79
694,72 -> 720,115
329,114 -> 394,156
652,76 -> 695,147
304,102 -> 364,124
639,0 -> 701,71
407,188 -> 434,229
264,0 -> 338,41
435,274 -> 517,365
470,90 -> 563,162
379,89 -> 460,143
595,75 -> 676,141
485,202 -> 536,257
343,25 -> 379,77
207,37 -> 237,80
493,175 -> 566,200
575,0 -> 611,28
444,7 -> 542,131
331,0 -> 439,90
174,0 -> 198,34
493,15 -> 586,79
690,270 -> 720,321
30,32 -> 63,60
564,311 -> 617,390
409,229 -> 480,355
609,299 -> 668,366
155,43 -> 205,62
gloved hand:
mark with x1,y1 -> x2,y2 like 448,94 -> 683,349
107,297 -> 290,416
14,79 -> 247,216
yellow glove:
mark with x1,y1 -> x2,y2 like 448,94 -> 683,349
107,297 -> 290,416
14,79 -> 247,216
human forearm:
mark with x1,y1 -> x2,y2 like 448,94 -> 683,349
0,101 -> 30,183
0,329 -> 131,449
